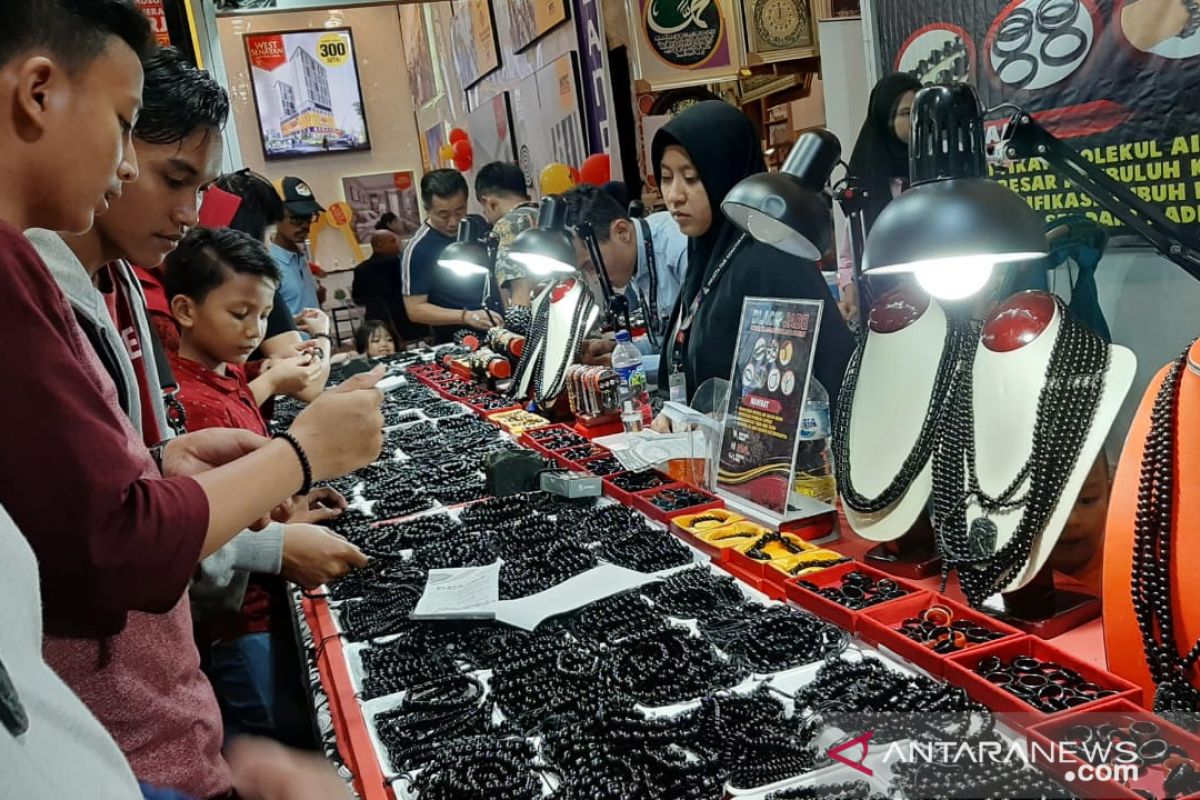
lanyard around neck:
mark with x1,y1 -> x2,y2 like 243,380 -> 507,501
669,231 -> 749,375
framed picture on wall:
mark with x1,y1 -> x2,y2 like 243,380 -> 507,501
449,0 -> 501,90
742,0 -> 818,63
467,93 -> 517,166
535,52 -> 587,173
243,27 -> 371,160
341,171 -> 421,244
626,0 -> 743,89
402,4 -> 443,109
511,73 -> 545,197
508,0 -> 570,53
424,122 -> 448,170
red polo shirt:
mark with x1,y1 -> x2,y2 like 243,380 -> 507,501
170,353 -> 274,643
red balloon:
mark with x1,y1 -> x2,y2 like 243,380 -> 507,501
579,153 -> 611,186
453,139 -> 473,158
448,127 -> 468,145
568,166 -> 581,185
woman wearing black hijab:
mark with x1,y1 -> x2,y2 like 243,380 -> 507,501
652,101 -> 853,413
837,73 -> 923,322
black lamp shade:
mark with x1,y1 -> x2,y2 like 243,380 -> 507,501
722,129 -> 841,260
862,83 -> 1048,298
509,195 -> 577,274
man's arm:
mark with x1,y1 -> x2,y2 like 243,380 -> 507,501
403,293 -> 472,327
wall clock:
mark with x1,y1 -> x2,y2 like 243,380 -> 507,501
743,0 -> 818,63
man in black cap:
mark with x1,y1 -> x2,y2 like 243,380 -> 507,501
270,176 -> 324,317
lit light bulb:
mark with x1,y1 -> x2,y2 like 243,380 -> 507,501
438,259 -> 488,276
912,257 -> 996,300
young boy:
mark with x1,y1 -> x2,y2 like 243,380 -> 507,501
0,3 -> 380,796
164,226 -> 367,740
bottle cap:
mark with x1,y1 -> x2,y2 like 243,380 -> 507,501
615,330 -> 631,342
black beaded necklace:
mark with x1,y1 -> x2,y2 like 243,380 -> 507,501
832,316 -> 972,514
933,298 -> 1110,606
510,283 -> 596,404
1131,339 -> 1200,714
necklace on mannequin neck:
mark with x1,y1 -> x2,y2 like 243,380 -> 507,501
509,281 -> 596,406
933,297 -> 1110,607
1131,338 -> 1200,715
832,316 -> 973,514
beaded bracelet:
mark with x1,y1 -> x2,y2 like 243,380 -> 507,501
273,431 -> 312,495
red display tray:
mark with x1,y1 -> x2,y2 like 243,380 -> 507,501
575,454 -> 629,483
631,483 -> 724,524
1027,698 -> 1200,800
943,636 -> 1144,731
555,443 -> 611,467
713,558 -> 787,601
519,424 -> 581,457
857,594 -> 1024,678
722,532 -> 819,581
782,561 -> 928,633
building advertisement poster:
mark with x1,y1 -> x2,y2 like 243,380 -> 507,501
341,171 -> 421,244
244,28 -> 371,160
628,0 -> 743,88
717,297 -> 829,521
872,0 -> 1200,233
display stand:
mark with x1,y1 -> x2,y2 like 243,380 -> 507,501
981,561 -> 1100,639
954,292 -> 1134,635
840,287 -> 951,578
1104,339 -> 1200,705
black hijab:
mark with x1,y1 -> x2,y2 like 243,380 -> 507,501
847,73 -> 922,230
652,100 -> 765,305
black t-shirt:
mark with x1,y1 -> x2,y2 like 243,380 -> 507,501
401,222 -> 501,343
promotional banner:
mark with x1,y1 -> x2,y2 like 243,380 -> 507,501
135,0 -> 171,47
717,297 -> 827,520
573,0 -> 611,153
244,29 -> 370,160
872,0 -> 1200,231
628,0 -> 744,88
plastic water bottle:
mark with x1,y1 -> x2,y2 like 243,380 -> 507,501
792,378 -> 837,506
612,331 -> 653,427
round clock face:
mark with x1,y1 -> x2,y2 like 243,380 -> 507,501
755,0 -> 807,49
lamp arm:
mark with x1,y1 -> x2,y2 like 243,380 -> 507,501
1000,112 -> 1200,281
576,222 -> 631,333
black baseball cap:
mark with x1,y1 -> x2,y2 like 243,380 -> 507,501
280,176 -> 324,217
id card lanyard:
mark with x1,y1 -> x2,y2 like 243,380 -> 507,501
636,218 -> 661,340
668,232 -> 749,403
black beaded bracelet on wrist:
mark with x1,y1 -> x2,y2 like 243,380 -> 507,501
273,431 -> 313,495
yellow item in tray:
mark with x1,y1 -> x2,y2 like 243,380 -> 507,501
490,408 -> 550,434
774,548 -> 853,577
673,508 -> 745,533
700,520 -> 770,548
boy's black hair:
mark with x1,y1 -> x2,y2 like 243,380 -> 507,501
474,162 -> 529,201
354,319 -> 399,354
420,169 -> 468,208
375,212 -> 398,231
136,47 -> 230,146
1,0 -> 153,72
163,227 -> 281,304
562,184 -> 630,243
214,169 -> 284,241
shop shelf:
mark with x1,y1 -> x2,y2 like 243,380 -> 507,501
782,561 -> 927,632
943,637 -> 1143,731
632,483 -> 724,524
856,594 -> 1023,678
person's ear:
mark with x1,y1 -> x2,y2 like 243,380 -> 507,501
171,295 -> 198,329
613,219 -> 633,244
11,57 -> 58,140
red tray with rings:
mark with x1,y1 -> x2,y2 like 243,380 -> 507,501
631,483 -> 724,524
856,593 -> 1024,678
519,424 -> 583,457
782,561 -> 928,633
943,636 -> 1143,731
1026,698 -> 1200,800
600,469 -> 673,506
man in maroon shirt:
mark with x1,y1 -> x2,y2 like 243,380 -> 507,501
0,3 -> 381,797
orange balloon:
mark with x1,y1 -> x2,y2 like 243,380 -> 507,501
540,162 -> 575,195
438,143 -> 455,163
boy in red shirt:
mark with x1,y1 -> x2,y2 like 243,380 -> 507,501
163,226 -> 366,740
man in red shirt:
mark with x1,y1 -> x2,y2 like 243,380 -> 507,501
0,4 -> 383,797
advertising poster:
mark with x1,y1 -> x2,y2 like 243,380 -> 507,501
424,122 -> 448,170
402,4 -> 443,109
467,93 -> 517,166
717,297 -> 825,519
509,0 -> 570,52
873,0 -> 1200,233
535,53 -> 588,173
341,172 -> 421,244
135,0 -> 171,47
244,28 -> 370,160
449,0 -> 501,90
573,0 -> 612,153
628,0 -> 743,88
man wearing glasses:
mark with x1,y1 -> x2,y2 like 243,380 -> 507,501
270,176 -> 324,318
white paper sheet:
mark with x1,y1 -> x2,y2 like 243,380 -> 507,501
410,562 -> 501,620
493,564 -> 662,630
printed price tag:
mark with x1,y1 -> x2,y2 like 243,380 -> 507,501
316,33 -> 351,67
